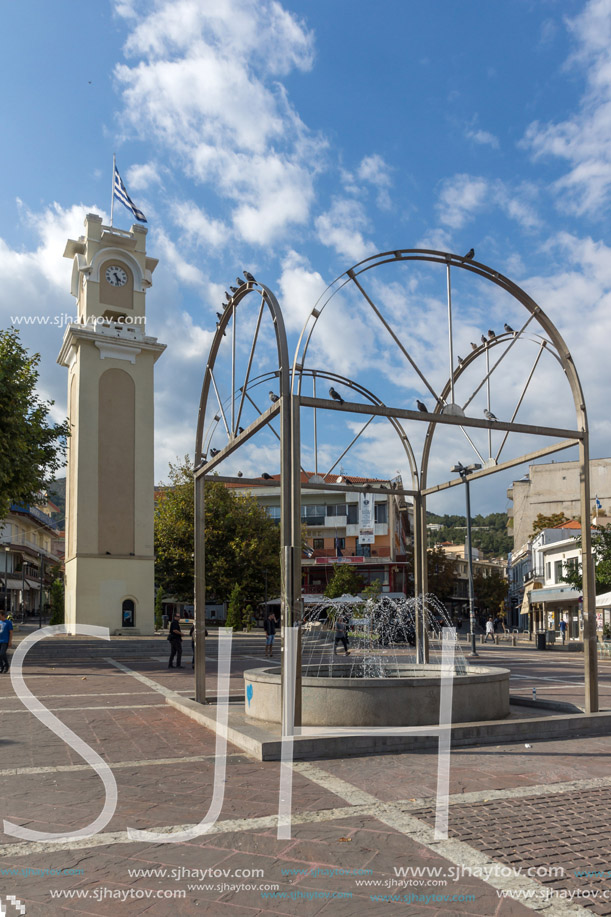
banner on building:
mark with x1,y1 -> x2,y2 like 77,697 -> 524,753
358,493 -> 375,545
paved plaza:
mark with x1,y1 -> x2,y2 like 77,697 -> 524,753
1,630 -> 611,916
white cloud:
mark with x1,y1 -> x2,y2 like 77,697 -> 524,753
172,200 -> 228,249
522,0 -> 611,216
126,161 -> 162,190
465,127 -> 499,149
436,174 -> 540,231
113,0 -> 323,245
436,174 -> 490,229
357,154 -> 393,209
315,198 -> 377,263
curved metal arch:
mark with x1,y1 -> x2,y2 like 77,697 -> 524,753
200,368 -> 281,457
195,281 -> 290,464
293,248 -> 588,444
419,330 -> 570,491
292,366 -> 420,490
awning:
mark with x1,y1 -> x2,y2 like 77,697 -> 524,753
596,591 -> 611,608
529,585 -> 581,605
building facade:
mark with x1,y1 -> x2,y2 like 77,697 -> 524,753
0,501 -> 62,615
230,472 -> 414,597
508,457 -> 611,551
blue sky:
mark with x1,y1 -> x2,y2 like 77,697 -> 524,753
2,0 -> 611,517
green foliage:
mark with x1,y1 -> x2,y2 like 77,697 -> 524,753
324,564 -> 365,599
0,329 -> 69,519
426,546 -> 457,602
361,580 -> 381,601
473,569 -> 508,614
49,578 -> 64,626
154,457 -> 281,607
154,586 -> 164,631
426,511 -> 512,557
243,604 -> 254,631
226,583 -> 244,631
530,512 -> 570,538
561,524 -> 611,594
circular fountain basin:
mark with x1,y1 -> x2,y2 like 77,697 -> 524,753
244,663 -> 510,726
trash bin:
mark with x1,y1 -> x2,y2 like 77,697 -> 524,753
546,629 -> 556,644
536,631 -> 546,651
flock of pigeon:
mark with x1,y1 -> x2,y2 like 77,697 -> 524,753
205,252 -> 514,466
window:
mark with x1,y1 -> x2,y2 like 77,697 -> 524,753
334,537 -> 345,550
301,505 -> 326,526
347,504 -> 358,524
374,503 -> 387,524
554,560 -> 564,583
326,504 -> 347,517
313,538 -> 325,550
265,506 -> 281,524
545,562 -> 551,580
355,540 -> 371,557
565,557 -> 578,572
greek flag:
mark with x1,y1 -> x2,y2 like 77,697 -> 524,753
113,164 -> 147,223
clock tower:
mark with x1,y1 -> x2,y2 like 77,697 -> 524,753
57,213 -> 166,635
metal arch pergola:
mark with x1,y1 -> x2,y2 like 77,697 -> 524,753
194,249 -> 599,726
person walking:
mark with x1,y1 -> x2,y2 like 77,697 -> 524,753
334,616 -> 350,656
559,618 -> 567,644
0,610 -> 13,673
484,617 -> 495,643
264,611 -> 277,657
168,611 -> 183,668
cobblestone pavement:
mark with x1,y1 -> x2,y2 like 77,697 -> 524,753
0,632 -> 610,916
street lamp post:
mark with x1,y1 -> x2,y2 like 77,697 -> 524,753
451,462 -> 482,656
38,553 -> 44,629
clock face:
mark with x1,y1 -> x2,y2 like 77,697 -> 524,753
105,265 -> 128,287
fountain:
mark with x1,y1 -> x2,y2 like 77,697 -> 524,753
244,595 -> 510,727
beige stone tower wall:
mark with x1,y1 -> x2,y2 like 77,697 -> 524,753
58,214 -> 165,635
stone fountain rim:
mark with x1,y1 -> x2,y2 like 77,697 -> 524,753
245,664 -> 510,688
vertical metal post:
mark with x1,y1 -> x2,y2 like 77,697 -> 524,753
580,438 -> 598,713
463,474 -> 478,657
420,494 -> 430,663
313,375 -> 318,477
446,262 -> 455,405
38,554 -> 44,629
485,344 -> 492,461
290,394 -> 303,727
412,493 -> 422,662
194,474 -> 207,704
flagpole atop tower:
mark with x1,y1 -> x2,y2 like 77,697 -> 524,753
111,153 -> 116,227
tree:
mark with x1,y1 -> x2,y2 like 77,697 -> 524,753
530,512 -> 570,538
154,586 -> 164,631
0,328 -> 69,518
473,570 -> 508,615
324,564 -> 364,599
561,524 -> 611,594
154,457 -> 281,607
49,578 -> 64,626
426,546 -> 456,603
226,583 -> 245,631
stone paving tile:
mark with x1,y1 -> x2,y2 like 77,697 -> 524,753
412,786 -> 611,914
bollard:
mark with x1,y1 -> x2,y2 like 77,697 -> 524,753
495,634 -> 500,645
512,635 -> 517,647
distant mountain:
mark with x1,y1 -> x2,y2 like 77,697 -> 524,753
426,510 -> 512,559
